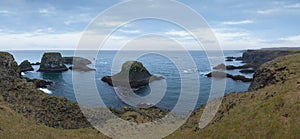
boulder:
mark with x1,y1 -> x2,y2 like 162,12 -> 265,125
19,60 -> 34,72
38,53 -> 68,72
101,61 -> 164,88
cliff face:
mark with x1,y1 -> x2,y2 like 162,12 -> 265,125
249,53 -> 300,91
0,52 -> 90,129
242,50 -> 300,69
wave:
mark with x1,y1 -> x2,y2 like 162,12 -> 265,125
38,88 -> 53,94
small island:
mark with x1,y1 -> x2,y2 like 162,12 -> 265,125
101,61 -> 164,88
37,52 -> 68,72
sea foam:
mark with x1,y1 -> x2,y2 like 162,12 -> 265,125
38,88 -> 53,94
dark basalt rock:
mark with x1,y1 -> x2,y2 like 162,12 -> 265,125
69,65 -> 96,72
213,63 -> 226,70
235,57 -> 243,61
101,61 -> 164,88
63,57 -> 92,65
24,77 -> 53,88
19,60 -> 34,72
38,53 -> 68,72
239,69 -> 255,74
206,71 -> 253,82
226,63 -> 254,70
63,57 -> 95,72
31,62 -> 41,65
0,52 -> 20,81
0,52 -> 91,129
242,50 -> 300,69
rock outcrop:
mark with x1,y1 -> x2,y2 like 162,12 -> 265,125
206,71 -> 253,82
248,53 -> 300,91
242,50 -> 300,69
19,60 -> 34,72
0,52 -> 91,129
0,52 -> 20,80
38,53 -> 68,72
64,57 -> 95,72
63,57 -> 92,65
101,61 -> 164,88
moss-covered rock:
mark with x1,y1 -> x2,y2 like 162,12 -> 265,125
38,53 -> 68,72
102,61 -> 164,88
19,60 -> 34,72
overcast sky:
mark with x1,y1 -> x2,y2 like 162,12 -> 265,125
0,0 -> 300,50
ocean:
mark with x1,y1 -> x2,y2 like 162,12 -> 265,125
9,50 -> 252,111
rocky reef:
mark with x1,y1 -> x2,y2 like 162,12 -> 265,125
38,53 -> 68,72
63,57 -> 95,72
206,71 -> 253,82
102,61 -> 164,88
19,60 -> 34,72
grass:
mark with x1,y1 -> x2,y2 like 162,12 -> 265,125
1,53 -> 300,138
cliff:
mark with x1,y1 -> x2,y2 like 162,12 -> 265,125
0,52 -> 90,129
242,50 -> 300,69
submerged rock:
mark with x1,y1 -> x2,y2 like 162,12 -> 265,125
24,77 -> 53,88
38,53 -> 68,72
19,60 -> 34,72
101,61 -> 164,88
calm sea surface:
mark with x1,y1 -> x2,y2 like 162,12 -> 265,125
8,50 -> 252,111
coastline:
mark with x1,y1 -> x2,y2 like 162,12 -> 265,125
1,49 -> 300,138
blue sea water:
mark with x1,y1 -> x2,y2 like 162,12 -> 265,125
9,50 -> 252,111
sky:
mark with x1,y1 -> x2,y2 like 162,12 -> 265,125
0,0 -> 300,50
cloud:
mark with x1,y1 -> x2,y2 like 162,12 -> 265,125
222,20 -> 254,25
284,3 -> 300,8
118,29 -> 141,34
280,34 -> 300,42
256,9 -> 278,15
0,10 -> 15,15
165,30 -> 190,37
38,6 -> 56,15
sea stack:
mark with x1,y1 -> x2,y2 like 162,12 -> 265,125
38,52 -> 68,72
19,60 -> 34,72
101,61 -> 164,88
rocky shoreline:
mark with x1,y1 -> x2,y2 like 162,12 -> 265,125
1,49 -> 300,138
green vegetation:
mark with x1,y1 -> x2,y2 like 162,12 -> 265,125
1,52 -> 300,138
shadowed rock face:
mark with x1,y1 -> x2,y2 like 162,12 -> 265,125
0,52 -> 20,80
38,53 -> 68,72
0,52 -> 91,129
102,61 -> 164,88
19,60 -> 34,72
242,50 -> 300,69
